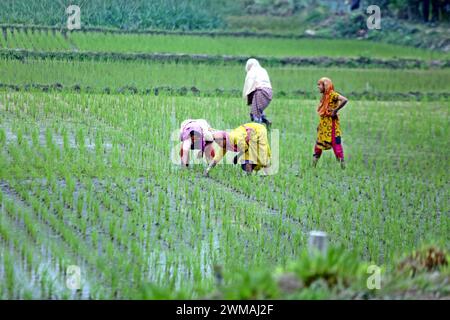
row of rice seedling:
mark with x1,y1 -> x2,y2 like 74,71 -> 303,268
0,28 -> 71,51
149,94 -> 448,267
1,58 -> 449,96
1,91 -> 448,298
184,95 -> 449,266
69,32 -> 446,59
0,109 -> 151,297
1,92 -> 305,297
1,137 -> 165,298
0,178 -> 102,299
1,26 -> 448,60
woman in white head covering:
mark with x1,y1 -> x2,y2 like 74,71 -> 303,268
179,119 -> 215,167
243,58 -> 273,126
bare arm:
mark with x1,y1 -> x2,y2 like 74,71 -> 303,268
204,147 -> 227,177
180,139 -> 191,167
204,143 -> 215,163
332,94 -> 348,117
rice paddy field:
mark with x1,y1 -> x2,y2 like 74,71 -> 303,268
2,27 -> 449,59
0,27 -> 449,299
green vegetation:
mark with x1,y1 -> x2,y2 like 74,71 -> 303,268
0,0 -> 226,30
0,7 -> 448,299
210,246 -> 449,299
67,32 -> 448,60
1,58 -> 449,97
1,27 -> 448,60
0,0 -> 448,52
0,92 -> 448,298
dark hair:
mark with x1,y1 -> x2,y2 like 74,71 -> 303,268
190,131 -> 195,149
241,161 -> 256,172
189,130 -> 206,156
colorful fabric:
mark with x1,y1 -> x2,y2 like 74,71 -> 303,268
249,87 -> 273,122
314,77 -> 345,159
242,122 -> 271,170
314,118 -> 344,160
316,115 -> 342,150
315,89 -> 343,149
179,119 -> 213,152
213,123 -> 271,170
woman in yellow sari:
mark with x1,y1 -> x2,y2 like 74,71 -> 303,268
313,77 -> 348,169
204,123 -> 271,176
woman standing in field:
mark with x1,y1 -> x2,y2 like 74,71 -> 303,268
180,119 -> 215,167
313,77 -> 348,169
243,58 -> 273,126
204,122 -> 271,176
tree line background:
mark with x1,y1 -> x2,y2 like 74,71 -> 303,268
0,0 -> 448,30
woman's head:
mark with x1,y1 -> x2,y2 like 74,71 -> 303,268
317,77 -> 335,116
317,77 -> 333,94
241,161 -> 257,173
245,58 -> 260,72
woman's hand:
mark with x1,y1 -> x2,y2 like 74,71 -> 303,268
204,161 -> 216,177
335,95 -> 348,116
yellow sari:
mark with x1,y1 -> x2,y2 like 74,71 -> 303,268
214,123 -> 271,170
316,91 -> 342,150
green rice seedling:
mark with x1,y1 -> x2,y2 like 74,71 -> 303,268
3,250 -> 15,298
2,58 -> 449,97
64,31 -> 449,60
0,127 -> 6,148
0,75 -> 448,298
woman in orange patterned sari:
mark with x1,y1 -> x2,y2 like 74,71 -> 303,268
313,77 -> 348,169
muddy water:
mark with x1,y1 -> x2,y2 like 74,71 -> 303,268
0,181 -> 92,299
0,121 -> 303,298
2,123 -> 113,153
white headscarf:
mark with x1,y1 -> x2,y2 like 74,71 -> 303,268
243,58 -> 272,98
